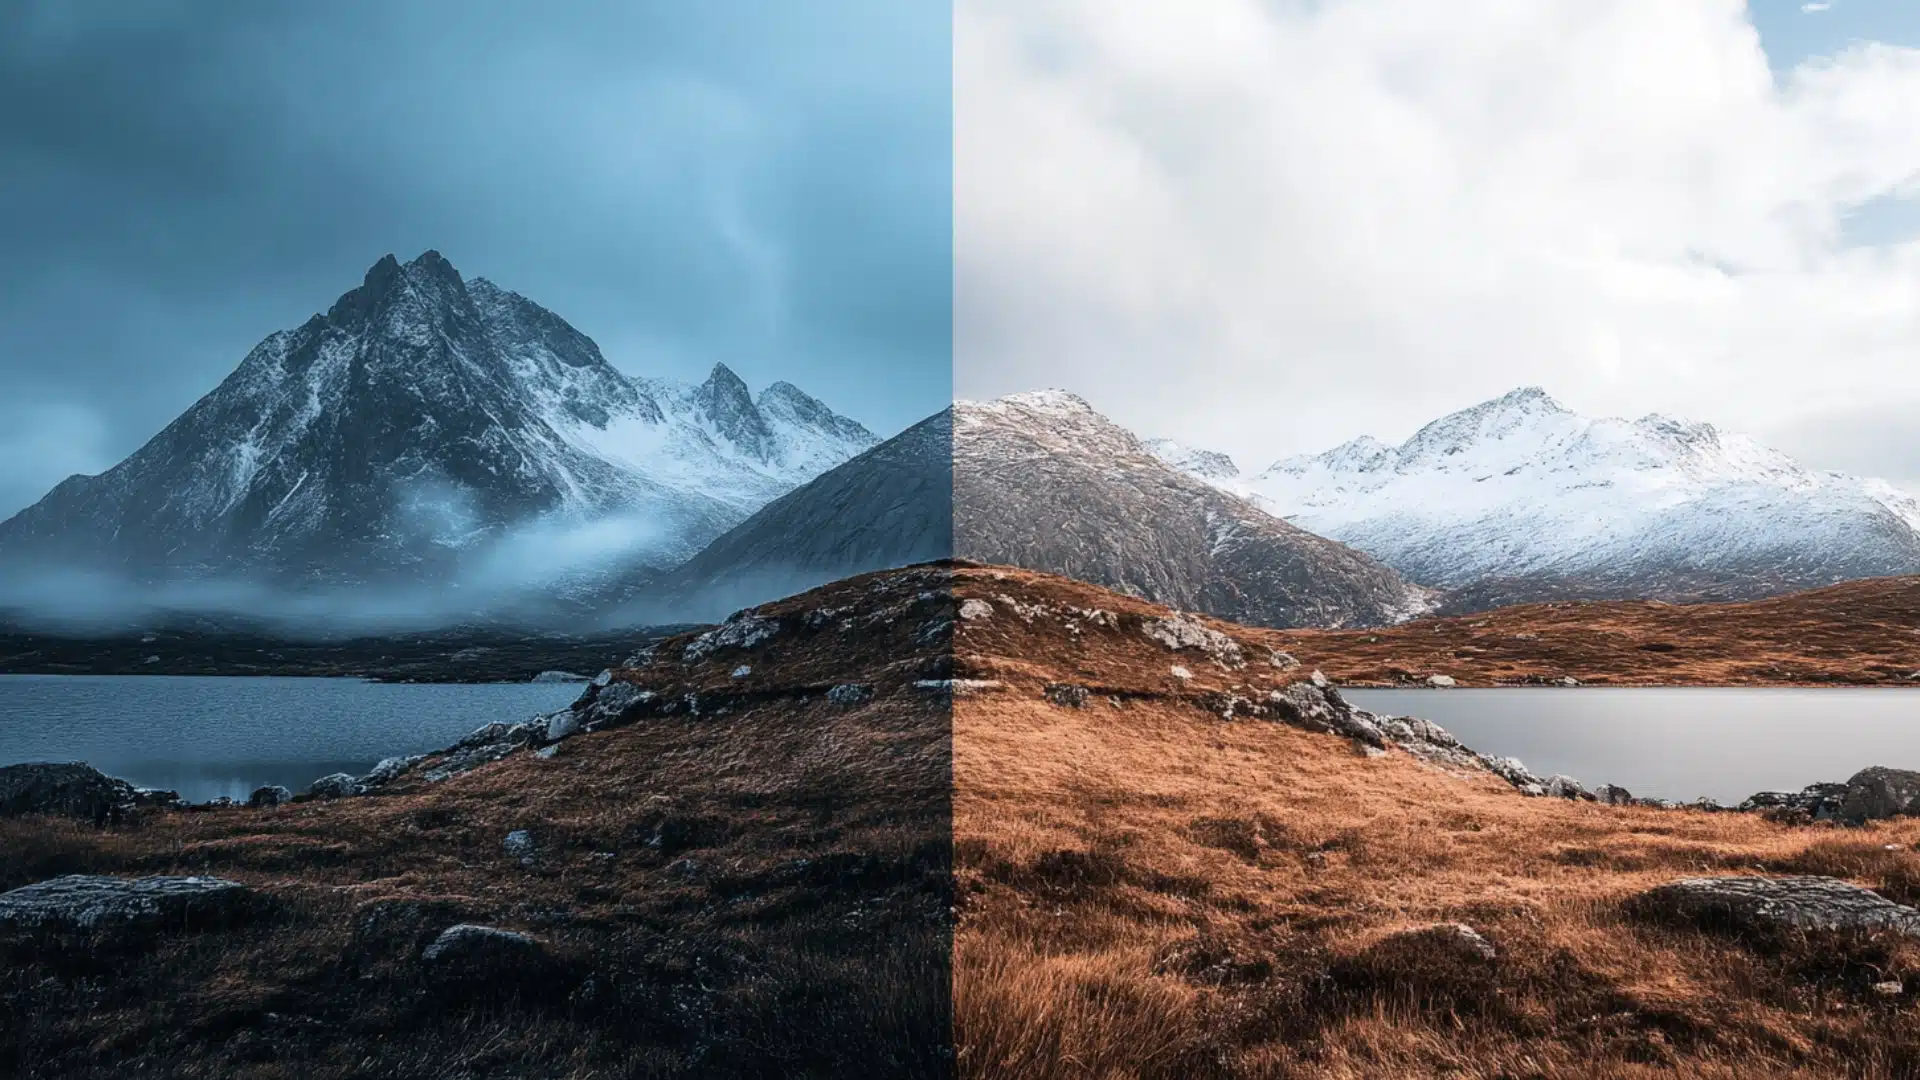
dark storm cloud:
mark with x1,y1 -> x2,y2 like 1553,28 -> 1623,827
0,0 -> 951,516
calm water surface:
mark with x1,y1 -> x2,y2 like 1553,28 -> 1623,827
1345,687 -> 1920,805
0,674 -> 582,802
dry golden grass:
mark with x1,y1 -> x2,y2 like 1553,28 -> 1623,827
949,566 -> 1920,1079
1285,575 -> 1920,687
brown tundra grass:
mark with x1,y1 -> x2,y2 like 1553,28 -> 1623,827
948,566 -> 1920,1080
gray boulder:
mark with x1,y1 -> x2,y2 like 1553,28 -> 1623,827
1594,783 -> 1635,806
827,683 -> 874,707
1839,767 -> 1920,824
1631,875 -> 1920,938
308,773 -> 363,799
0,874 -> 259,947
0,763 -> 138,826
418,923 -> 554,987
246,785 -> 293,808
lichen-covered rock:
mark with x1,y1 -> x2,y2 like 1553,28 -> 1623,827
0,875 -> 260,947
683,615 -> 780,662
1631,876 -> 1920,938
0,763 -> 137,826
958,598 -> 994,622
1045,683 -> 1090,708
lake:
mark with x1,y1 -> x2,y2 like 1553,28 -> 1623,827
1345,687 -> 1920,805
0,674 -> 584,803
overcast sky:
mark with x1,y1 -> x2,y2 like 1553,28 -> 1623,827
0,0 -> 949,519
957,0 -> 1920,485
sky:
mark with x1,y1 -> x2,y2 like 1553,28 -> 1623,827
0,0 -> 951,519
955,0 -> 1920,486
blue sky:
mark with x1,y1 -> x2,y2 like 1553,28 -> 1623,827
0,1 -> 950,518
1751,0 -> 1920,248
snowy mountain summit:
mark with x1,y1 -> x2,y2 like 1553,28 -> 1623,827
0,251 -> 875,594
1199,386 -> 1920,608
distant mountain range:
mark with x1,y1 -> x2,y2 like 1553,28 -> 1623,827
1149,386 -> 1920,610
0,252 -> 875,596
651,391 -> 1430,628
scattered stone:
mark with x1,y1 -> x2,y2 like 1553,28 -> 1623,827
1426,674 -> 1456,688
1631,875 -> 1920,938
826,683 -> 873,707
1268,649 -> 1301,670
591,669 -> 614,687
683,615 -> 780,662
503,830 -> 537,866
1876,980 -> 1906,997
1310,670 -> 1331,688
419,923 -> 551,985
1594,783 -> 1635,806
0,875 -> 260,947
1376,922 -> 1498,963
247,785 -> 293,809
130,788 -> 184,812
359,755 -> 424,788
1544,775 -> 1591,800
1141,613 -> 1244,667
308,773 -> 363,799
730,664 -> 751,679
1045,683 -> 1090,708
1738,783 -> 1848,822
1558,676 -> 1581,687
0,763 -> 137,826
958,598 -> 994,622
543,709 -> 583,743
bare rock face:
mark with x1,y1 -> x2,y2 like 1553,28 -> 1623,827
0,763 -> 137,826
1630,876 -> 1920,938
0,875 -> 260,949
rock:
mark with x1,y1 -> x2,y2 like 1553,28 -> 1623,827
360,755 -> 423,788
1170,665 -> 1193,681
958,598 -> 994,621
247,785 -> 293,808
1558,676 -> 1580,687
1268,649 -> 1301,670
591,669 -> 614,687
131,788 -> 184,812
730,664 -> 751,679
503,829 -> 537,865
1480,755 -> 1545,791
1379,922 -> 1498,963
1141,613 -> 1244,667
530,670 -> 588,683
1876,980 -> 1905,997
1045,683 -> 1090,708
1543,775 -> 1590,800
350,897 -> 473,960
544,709 -> 583,742
1310,669 -> 1331,688
418,924 -> 552,986
826,683 -> 873,707
1594,783 -> 1635,806
0,763 -> 138,826
1426,674 -> 1457,688
683,615 -> 779,662
308,773 -> 363,799
0,875 -> 260,947
1631,876 -> 1920,938
1840,767 -> 1920,824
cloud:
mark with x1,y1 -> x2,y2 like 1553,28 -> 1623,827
1801,3 -> 1833,13
955,0 -> 1920,480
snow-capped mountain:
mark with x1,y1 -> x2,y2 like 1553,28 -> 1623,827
0,252 -> 875,591
1165,387 -> 1920,609
648,391 -> 1431,628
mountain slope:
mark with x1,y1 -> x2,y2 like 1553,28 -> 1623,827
652,392 -> 1430,628
0,252 -> 874,591
1167,387 -> 1920,609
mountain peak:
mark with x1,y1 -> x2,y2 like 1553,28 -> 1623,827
403,249 -> 463,287
694,363 -> 774,457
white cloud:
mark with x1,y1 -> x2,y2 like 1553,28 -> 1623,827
955,0 -> 1920,478
1802,3 -> 1833,13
